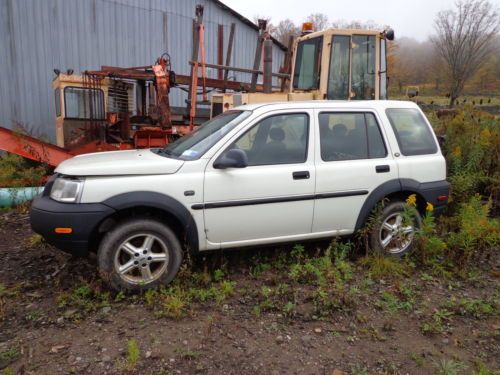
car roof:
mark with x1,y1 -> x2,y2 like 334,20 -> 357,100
235,100 -> 420,112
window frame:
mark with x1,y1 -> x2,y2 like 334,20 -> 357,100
318,110 -> 388,162
63,86 -> 105,120
385,108 -> 438,156
292,37 -> 323,91
227,112 -> 311,167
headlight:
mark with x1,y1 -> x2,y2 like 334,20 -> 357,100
50,177 -> 84,203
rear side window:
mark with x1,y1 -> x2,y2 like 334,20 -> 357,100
319,112 -> 386,161
386,108 -> 437,155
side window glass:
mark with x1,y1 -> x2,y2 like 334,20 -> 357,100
55,88 -> 61,117
233,113 -> 309,166
386,108 -> 437,155
293,37 -> 323,90
319,112 -> 386,161
64,87 -> 105,119
351,35 -> 376,100
327,35 -> 350,100
366,113 -> 387,158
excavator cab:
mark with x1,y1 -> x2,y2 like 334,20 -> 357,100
211,25 -> 394,112
291,26 -> 393,100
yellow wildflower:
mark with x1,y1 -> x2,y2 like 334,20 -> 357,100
406,194 -> 417,207
426,202 -> 434,212
452,146 -> 461,158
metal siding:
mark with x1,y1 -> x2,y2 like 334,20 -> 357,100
0,0 -> 285,140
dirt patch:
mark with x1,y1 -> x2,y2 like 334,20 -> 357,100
0,211 -> 498,375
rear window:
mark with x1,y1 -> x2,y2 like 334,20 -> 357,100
386,108 -> 437,156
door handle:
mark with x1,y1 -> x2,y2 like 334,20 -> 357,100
293,171 -> 310,180
376,165 -> 390,173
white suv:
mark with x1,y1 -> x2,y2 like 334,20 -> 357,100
31,101 -> 449,291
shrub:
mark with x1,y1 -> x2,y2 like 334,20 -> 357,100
0,153 -> 47,188
446,195 -> 499,266
438,107 -> 499,211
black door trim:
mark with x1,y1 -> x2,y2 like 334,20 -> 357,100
191,190 -> 368,210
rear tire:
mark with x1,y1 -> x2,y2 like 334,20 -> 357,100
369,201 -> 421,257
97,218 -> 183,292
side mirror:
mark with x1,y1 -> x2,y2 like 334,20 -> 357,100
384,28 -> 395,41
213,149 -> 248,169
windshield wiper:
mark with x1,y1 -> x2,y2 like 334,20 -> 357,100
154,148 -> 178,159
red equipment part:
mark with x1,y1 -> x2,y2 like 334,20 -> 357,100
0,126 -> 124,167
0,127 -> 73,167
133,127 -> 174,148
152,60 -> 172,127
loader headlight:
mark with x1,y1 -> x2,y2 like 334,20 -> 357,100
50,177 -> 84,203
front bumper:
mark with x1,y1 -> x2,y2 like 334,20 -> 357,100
30,195 -> 115,256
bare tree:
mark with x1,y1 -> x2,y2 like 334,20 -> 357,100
273,19 -> 300,45
432,0 -> 499,107
252,15 -> 276,35
331,19 -> 384,30
306,13 -> 329,31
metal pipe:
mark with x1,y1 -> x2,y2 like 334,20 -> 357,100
0,187 -> 44,208
263,39 -> 273,93
188,61 -> 289,78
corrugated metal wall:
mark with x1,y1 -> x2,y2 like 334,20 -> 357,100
0,0 -> 285,140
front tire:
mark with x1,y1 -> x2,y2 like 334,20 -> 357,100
369,201 -> 422,257
98,218 -> 183,292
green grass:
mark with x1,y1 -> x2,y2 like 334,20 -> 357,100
0,347 -> 19,362
435,358 -> 467,375
359,254 -> 410,279
116,339 -> 140,372
56,283 -> 110,319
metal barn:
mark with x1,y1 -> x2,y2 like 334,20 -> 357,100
0,0 -> 286,140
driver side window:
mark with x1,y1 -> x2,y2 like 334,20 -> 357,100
232,113 -> 309,166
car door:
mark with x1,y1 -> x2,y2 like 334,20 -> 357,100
203,110 -> 315,248
312,109 -> 398,234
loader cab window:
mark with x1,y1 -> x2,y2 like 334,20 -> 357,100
380,38 -> 387,100
351,35 -> 376,100
293,37 -> 323,90
64,87 -> 105,120
327,35 -> 350,99
54,88 -> 61,117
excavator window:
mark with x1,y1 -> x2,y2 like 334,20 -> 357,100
327,35 -> 350,100
54,88 -> 61,117
293,37 -> 323,90
64,87 -> 105,120
351,35 -> 376,100
380,39 -> 387,99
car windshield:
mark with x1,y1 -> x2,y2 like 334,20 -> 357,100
157,110 -> 251,160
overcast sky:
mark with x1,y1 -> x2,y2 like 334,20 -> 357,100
220,0 -> 499,42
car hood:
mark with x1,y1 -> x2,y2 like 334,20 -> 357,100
55,149 -> 184,176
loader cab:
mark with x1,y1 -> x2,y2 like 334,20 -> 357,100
52,72 -> 174,151
290,27 -> 392,100
52,74 -> 107,149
